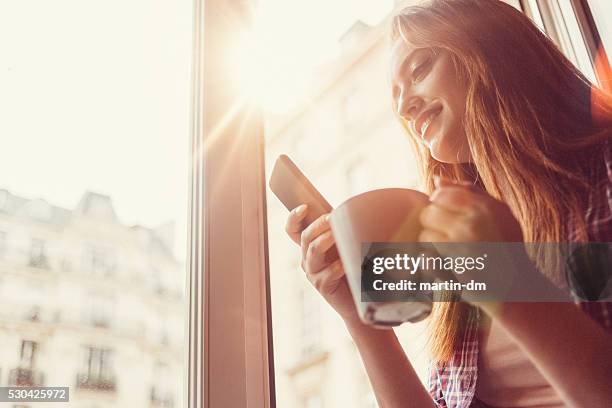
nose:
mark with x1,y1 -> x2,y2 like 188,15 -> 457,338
396,88 -> 422,121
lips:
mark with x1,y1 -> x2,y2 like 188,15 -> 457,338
415,104 -> 443,139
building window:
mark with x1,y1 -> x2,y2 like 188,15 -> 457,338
20,340 -> 37,369
8,341 -> 44,387
77,347 -> 116,392
86,294 -> 114,328
83,246 -> 116,276
28,239 -> 48,269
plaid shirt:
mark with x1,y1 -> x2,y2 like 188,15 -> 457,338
427,139 -> 612,408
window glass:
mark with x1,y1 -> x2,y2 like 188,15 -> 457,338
0,1 -> 191,406
587,0 -> 612,61
556,0 -> 597,83
502,0 -> 523,11
346,159 -> 374,196
524,0 -> 546,31
299,288 -> 323,359
249,1 -> 427,407
0,230 -> 6,257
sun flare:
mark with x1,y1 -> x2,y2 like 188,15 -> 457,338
228,27 -> 316,113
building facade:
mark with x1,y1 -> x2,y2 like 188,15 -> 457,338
0,190 -> 184,408
265,12 -> 431,408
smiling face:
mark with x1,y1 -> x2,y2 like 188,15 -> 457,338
390,39 -> 471,163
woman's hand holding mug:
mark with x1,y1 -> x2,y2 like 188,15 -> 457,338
419,177 -> 523,244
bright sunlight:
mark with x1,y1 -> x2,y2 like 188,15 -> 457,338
227,0 -> 394,113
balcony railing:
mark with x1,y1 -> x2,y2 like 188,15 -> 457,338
8,368 -> 44,387
151,387 -> 174,407
76,373 -> 116,392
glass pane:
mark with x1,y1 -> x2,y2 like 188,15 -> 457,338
525,0 -> 546,32
236,1 -> 430,406
502,0 -> 523,11
556,0 -> 597,83
587,0 -> 612,62
0,1 -> 191,406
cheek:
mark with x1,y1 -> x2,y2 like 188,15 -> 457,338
427,56 -> 471,162
433,94 -> 470,162
433,58 -> 467,122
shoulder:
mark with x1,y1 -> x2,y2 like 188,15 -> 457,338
578,301 -> 612,332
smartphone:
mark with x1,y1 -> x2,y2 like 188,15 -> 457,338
269,155 -> 430,326
269,155 -> 333,225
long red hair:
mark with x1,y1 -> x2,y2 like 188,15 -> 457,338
390,0 -> 612,362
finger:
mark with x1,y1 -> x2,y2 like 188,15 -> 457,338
419,203 -> 463,234
285,204 -> 308,244
300,214 -> 331,259
304,230 -> 336,272
429,186 -> 484,215
418,228 -> 450,243
308,229 -> 335,257
307,259 -> 345,292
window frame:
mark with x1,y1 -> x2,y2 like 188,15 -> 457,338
568,0 -> 606,68
186,1 -> 611,406
186,0 -> 275,407
527,0 -> 611,89
569,0 -> 612,91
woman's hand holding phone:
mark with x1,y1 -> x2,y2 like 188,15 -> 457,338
285,204 -> 363,326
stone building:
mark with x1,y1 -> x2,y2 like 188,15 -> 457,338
0,189 -> 184,408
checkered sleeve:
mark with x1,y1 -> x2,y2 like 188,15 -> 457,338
426,308 -> 481,408
427,362 -> 448,408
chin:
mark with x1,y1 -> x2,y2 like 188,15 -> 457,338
429,138 -> 471,164
430,149 -> 462,164
429,131 -> 471,164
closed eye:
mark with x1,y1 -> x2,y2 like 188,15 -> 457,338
411,55 -> 433,83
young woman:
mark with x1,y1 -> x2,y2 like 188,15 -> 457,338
285,0 -> 612,407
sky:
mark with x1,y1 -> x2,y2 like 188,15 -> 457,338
0,0 -> 394,257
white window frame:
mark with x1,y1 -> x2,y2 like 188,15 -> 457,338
568,1 -> 607,65
186,0 -> 275,407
